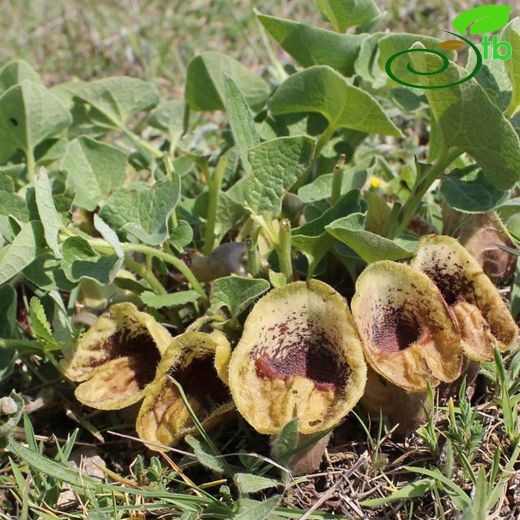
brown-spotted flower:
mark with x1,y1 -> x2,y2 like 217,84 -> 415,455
411,235 -> 518,361
351,261 -> 462,393
136,331 -> 233,449
61,302 -> 173,410
228,280 -> 367,435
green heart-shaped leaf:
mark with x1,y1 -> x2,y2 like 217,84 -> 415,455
270,66 -> 401,137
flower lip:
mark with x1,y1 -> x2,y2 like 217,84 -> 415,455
253,329 -> 350,391
169,355 -> 229,410
228,279 -> 367,435
93,331 -> 162,389
372,307 -> 433,353
61,302 -> 173,410
411,235 -> 519,360
351,260 -> 462,392
136,331 -> 233,450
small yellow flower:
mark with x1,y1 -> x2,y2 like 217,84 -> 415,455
370,176 -> 381,188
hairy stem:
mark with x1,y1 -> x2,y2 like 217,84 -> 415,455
278,219 -> 293,282
26,150 -> 36,184
88,238 -> 208,303
246,238 -> 259,277
387,147 -> 461,238
123,256 -> 167,295
330,153 -> 346,206
203,157 -> 227,256
0,339 -> 41,350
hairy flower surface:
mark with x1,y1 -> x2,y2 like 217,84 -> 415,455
136,331 -> 233,449
61,302 -> 172,410
228,280 -> 367,435
351,261 -> 462,392
411,235 -> 518,361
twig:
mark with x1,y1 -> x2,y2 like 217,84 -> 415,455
298,451 -> 369,520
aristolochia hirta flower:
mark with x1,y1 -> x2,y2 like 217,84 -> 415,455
61,302 -> 172,410
228,280 -> 367,435
351,261 -> 462,392
411,235 -> 518,361
136,331 -> 233,449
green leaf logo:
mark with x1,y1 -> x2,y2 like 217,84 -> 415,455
453,5 -> 512,35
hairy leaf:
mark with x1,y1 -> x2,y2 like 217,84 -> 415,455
34,168 -> 62,258
99,178 -> 180,245
60,137 -> 127,211
258,13 -> 365,76
245,136 -> 315,215
0,80 -> 71,162
326,213 -> 412,262
270,66 -> 401,136
185,52 -> 269,112
409,43 -> 520,189
316,0 -> 381,32
210,276 -> 270,318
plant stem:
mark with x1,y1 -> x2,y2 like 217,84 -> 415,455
0,339 -> 41,350
388,147 -> 461,238
123,256 -> 167,295
203,156 -> 227,256
163,155 -> 178,227
88,238 -> 208,303
123,128 -> 163,159
316,124 -> 336,156
122,244 -> 207,303
278,219 -> 293,282
331,153 -> 346,206
246,238 -> 259,276
504,97 -> 519,119
26,150 -> 36,184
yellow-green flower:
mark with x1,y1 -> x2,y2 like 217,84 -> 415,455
228,280 -> 367,435
136,331 -> 233,449
61,302 -> 172,410
411,235 -> 518,361
351,261 -> 462,392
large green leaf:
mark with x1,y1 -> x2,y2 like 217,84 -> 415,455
210,276 -> 270,318
34,169 -> 62,258
99,178 -> 180,245
355,33 -> 453,87
440,167 -> 507,213
148,99 -> 188,139
292,190 -> 362,268
409,44 -> 520,189
53,76 -> 159,129
257,13 -> 365,76
502,17 -> 520,116
0,80 -> 71,162
316,0 -> 381,32
223,75 -> 259,174
245,136 -> 315,215
140,290 -> 200,309
0,174 -> 28,222
194,190 -> 246,239
269,66 -> 401,136
297,167 -> 367,203
185,51 -> 270,112
326,213 -> 412,263
60,136 -> 127,211
61,236 -> 121,285
0,60 -> 42,92
0,221 -> 41,286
